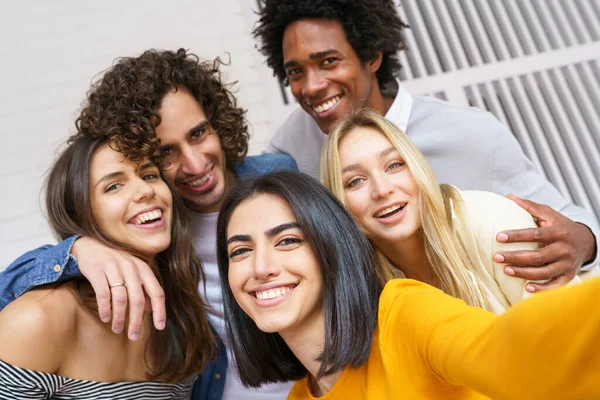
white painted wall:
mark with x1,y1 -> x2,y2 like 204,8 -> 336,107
0,0 -> 284,268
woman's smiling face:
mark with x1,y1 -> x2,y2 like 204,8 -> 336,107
225,193 -> 324,335
89,144 -> 173,260
339,126 -> 421,247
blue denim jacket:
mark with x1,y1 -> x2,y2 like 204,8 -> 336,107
0,153 -> 297,400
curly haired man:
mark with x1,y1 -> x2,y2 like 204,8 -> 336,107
253,0 -> 598,293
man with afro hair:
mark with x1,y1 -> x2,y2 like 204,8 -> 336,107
254,0 -> 599,296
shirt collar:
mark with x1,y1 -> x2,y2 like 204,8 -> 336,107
384,79 -> 413,132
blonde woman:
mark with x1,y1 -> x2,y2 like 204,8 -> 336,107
320,109 -> 587,313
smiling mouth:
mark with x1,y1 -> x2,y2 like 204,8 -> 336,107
253,285 -> 296,300
183,168 -> 213,188
130,209 -> 163,225
311,95 -> 342,114
374,204 -> 406,218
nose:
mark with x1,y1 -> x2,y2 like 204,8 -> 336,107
133,178 -> 156,202
180,145 -> 206,176
253,246 -> 281,281
371,173 -> 394,200
302,69 -> 328,99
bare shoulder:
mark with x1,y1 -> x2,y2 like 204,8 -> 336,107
0,283 -> 78,372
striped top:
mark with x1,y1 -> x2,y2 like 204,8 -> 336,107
0,360 -> 194,399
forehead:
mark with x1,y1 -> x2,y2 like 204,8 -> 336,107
90,144 -> 147,179
339,126 -> 395,165
228,194 -> 297,236
155,87 -> 208,142
282,18 -> 355,61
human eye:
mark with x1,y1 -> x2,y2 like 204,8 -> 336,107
275,236 -> 303,251
345,177 -> 364,188
142,172 -> 159,181
387,160 -> 405,171
104,182 -> 122,193
322,57 -> 339,66
160,146 -> 174,157
276,237 -> 302,247
228,246 -> 252,260
286,67 -> 302,80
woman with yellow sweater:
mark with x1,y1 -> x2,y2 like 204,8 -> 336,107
216,171 -> 599,400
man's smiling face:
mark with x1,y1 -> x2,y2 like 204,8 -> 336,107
282,18 -> 382,134
156,87 -> 228,213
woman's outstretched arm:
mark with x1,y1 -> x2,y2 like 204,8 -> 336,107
380,278 -> 600,400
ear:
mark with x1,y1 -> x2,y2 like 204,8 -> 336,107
368,51 -> 383,73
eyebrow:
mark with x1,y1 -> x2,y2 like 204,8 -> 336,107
341,146 -> 399,174
94,161 -> 157,188
188,120 -> 209,138
283,49 -> 339,69
226,222 -> 301,246
138,161 -> 156,171
159,120 -> 209,150
94,171 -> 124,188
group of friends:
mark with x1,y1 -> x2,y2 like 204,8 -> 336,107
1,0 -> 599,399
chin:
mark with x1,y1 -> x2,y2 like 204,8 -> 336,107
255,316 -> 292,334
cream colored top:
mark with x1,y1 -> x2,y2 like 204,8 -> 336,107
457,190 -> 584,313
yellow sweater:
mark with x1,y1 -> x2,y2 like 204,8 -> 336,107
288,278 -> 600,400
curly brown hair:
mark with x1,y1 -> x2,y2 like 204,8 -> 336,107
75,48 -> 249,168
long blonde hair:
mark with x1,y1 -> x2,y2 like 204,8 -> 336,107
320,109 -> 492,311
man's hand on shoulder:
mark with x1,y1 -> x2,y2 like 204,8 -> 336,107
71,237 -> 166,340
493,194 -> 596,292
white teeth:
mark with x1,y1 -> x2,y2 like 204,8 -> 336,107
134,209 -> 162,225
187,172 -> 211,187
255,286 -> 292,300
375,204 -> 404,218
312,95 -> 341,114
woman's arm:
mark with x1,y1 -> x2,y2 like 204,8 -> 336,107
381,278 -> 600,400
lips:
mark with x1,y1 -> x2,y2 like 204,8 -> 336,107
250,283 -> 298,303
373,203 -> 406,218
180,167 -> 215,193
128,206 -> 163,225
310,94 -> 342,114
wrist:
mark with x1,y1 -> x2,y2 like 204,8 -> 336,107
576,223 -> 597,264
69,235 -> 88,261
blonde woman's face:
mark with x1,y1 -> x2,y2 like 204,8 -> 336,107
338,127 -> 421,246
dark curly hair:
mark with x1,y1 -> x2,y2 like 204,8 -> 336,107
75,48 -> 249,168
253,0 -> 409,87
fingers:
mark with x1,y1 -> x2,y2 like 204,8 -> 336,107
503,258 -> 575,282
496,224 -> 569,245
525,274 -> 573,293
86,267 -> 113,324
139,271 -> 166,331
119,259 -> 146,340
104,265 -> 128,334
70,236 -> 167,337
494,246 -> 557,267
506,194 -> 556,225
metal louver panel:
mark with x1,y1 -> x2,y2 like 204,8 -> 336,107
399,0 -> 600,219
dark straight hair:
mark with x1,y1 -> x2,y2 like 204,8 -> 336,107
216,171 -> 381,387
45,134 -> 215,383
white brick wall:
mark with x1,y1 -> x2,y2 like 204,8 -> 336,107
0,0 -> 280,268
